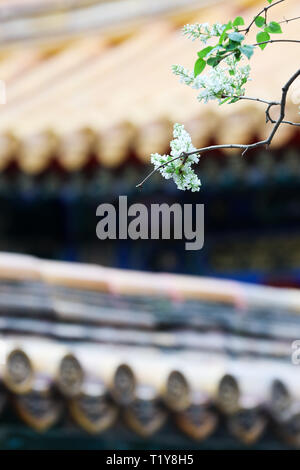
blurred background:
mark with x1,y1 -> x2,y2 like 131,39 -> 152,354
0,0 -> 298,451
0,0 -> 298,284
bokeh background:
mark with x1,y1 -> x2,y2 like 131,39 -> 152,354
0,0 -> 299,451
0,0 -> 298,284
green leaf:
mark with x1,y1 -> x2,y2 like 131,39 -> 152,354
228,32 -> 244,43
218,21 -> 232,45
207,57 -> 219,67
240,44 -> 254,59
218,31 -> 227,45
225,40 -> 240,51
256,31 -> 270,49
194,58 -> 206,76
233,16 -> 244,26
267,0 -> 273,3
254,16 -> 265,27
265,21 -> 282,34
197,46 -> 214,59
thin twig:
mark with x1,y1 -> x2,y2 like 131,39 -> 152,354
278,15 -> 300,25
265,102 -> 278,123
280,120 -> 300,126
253,39 -> 300,47
264,6 -> 268,25
239,0 -> 285,34
224,95 -> 280,106
266,105 -> 300,126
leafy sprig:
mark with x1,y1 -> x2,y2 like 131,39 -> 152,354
136,0 -> 300,192
255,17 -> 282,50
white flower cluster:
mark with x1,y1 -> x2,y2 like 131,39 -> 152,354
196,57 -> 251,103
171,64 -> 194,86
172,57 -> 251,104
151,124 -> 201,192
182,22 -> 225,42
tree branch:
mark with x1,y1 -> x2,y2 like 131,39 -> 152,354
136,68 -> 300,188
224,95 -> 280,106
278,15 -> 300,25
278,120 -> 300,126
253,39 -> 300,47
266,104 -> 300,127
239,0 -> 285,35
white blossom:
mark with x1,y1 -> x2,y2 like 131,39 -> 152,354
173,57 -> 251,104
171,65 -> 194,86
151,124 -> 201,192
182,22 -> 225,43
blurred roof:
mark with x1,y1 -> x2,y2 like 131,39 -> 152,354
0,0 -> 298,173
3,251 -> 300,309
0,252 -> 299,445
0,0 -> 211,37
